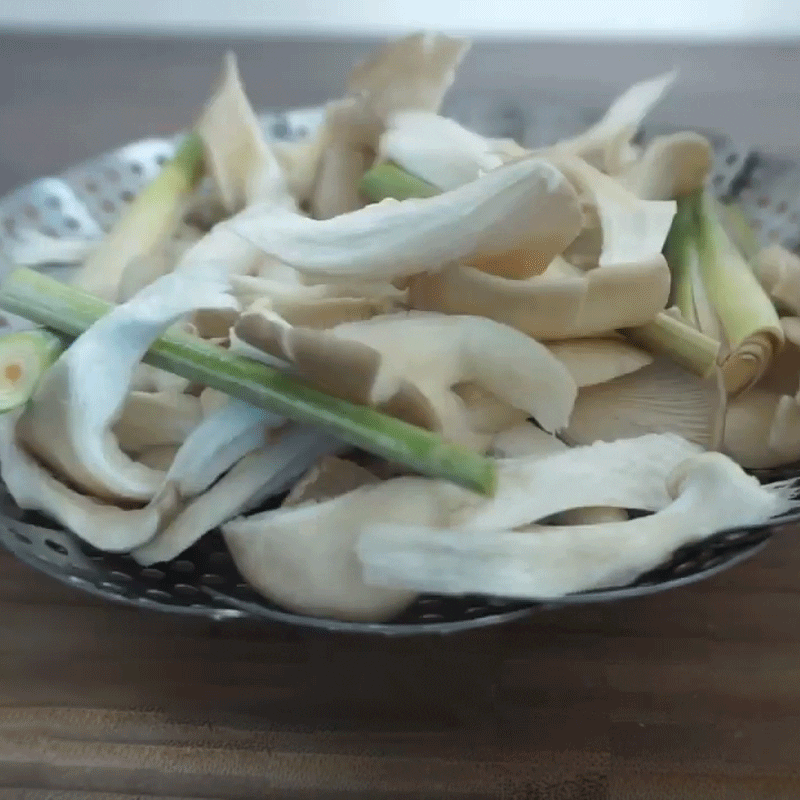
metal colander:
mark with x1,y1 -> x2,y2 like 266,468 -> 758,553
0,99 -> 799,635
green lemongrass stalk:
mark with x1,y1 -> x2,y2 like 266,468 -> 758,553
0,268 -> 496,496
716,199 -> 760,263
0,329 -> 69,411
625,311 -> 721,379
71,132 -> 206,301
359,162 -> 440,202
690,189 -> 783,393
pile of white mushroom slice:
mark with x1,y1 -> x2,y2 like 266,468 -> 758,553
2,32 -> 799,624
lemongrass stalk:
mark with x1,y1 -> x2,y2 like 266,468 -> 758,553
716,199 -> 760,263
0,329 -> 69,412
625,311 -> 720,378
664,194 -> 700,328
71,132 -> 205,301
690,189 -> 783,392
359,162 -> 439,202
0,268 -> 496,495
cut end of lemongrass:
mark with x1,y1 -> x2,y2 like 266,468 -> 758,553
625,311 -> 720,380
358,162 -> 440,202
0,329 -> 66,412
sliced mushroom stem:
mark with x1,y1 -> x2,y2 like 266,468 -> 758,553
0,268 -> 497,495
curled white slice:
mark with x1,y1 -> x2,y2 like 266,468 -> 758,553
113,391 -> 203,454
133,427 -> 342,566
357,452 -> 794,600
198,52 -> 292,213
222,475 -> 453,622
15,267 -> 237,502
226,157 -> 582,282
408,257 -> 670,340
233,309 -> 577,448
0,414 -> 179,552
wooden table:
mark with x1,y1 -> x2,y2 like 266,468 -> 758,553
2,33 -> 800,798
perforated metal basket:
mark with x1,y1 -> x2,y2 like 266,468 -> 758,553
1,99 -> 799,635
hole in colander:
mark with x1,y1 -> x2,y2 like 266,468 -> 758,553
64,218 -> 79,230
777,201 -> 789,214
208,551 -> 232,567
101,200 -> 115,214
120,190 -> 134,203
13,532 -> 32,546
145,588 -> 171,601
44,196 -> 61,211
725,153 -> 738,166
140,567 -> 165,581
201,573 -> 224,586
24,205 -> 39,222
2,218 -> 15,235
130,162 -> 144,176
100,581 -> 123,592
104,168 -> 121,183
155,155 -> 167,166
44,539 -> 69,556
85,180 -> 99,193
109,570 -> 133,581
758,196 -> 770,208
170,559 -> 195,574
174,584 -> 199,596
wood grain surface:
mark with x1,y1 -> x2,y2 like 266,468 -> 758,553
2,32 -> 800,799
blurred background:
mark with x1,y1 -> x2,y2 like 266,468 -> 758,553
1,0 -> 800,195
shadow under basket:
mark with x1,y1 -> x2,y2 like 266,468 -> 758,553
2,101 -> 800,633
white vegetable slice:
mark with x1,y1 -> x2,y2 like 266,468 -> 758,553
5,230 -> 97,268
15,266 -> 237,502
357,452 -> 794,600
379,111 -> 504,190
553,71 -> 677,173
226,157 -> 582,282
198,52 -> 292,213
754,244 -> 800,316
133,426 -> 342,566
0,414 -> 179,552
546,338 -> 653,387
408,257 -> 670,340
113,390 -> 203,454
454,432 -> 701,531
233,309 -> 577,448
221,476 -> 452,622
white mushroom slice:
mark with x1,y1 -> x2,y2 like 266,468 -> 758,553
15,267 -> 237,502
0,414 -> 180,552
546,338 -> 653,387
347,32 -> 470,119
231,274 -> 406,328
227,157 -> 582,282
489,422 -> 628,524
233,310 -> 577,448
452,383 -> 527,442
358,452 -> 794,600
553,155 -> 677,269
113,391 -> 203,454
753,244 -> 800,315
130,364 -> 191,394
273,131 -> 327,209
552,71 -> 677,173
283,456 -> 381,507
379,111 -> 505,191
408,257 -> 670,340
133,427 -> 342,566
198,53 -> 291,213
620,132 -> 713,200
137,445 -> 180,471
310,98 -> 382,220
457,432 -> 700,531
222,476 -> 453,622
563,359 -> 724,451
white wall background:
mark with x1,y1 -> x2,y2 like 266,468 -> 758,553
1,0 -> 799,39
